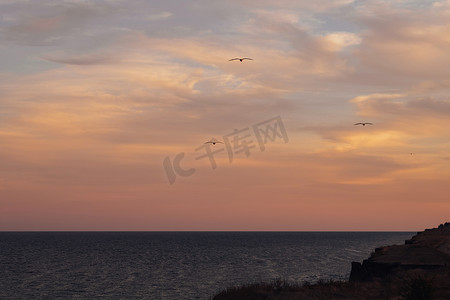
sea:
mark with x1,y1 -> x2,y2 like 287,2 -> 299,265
0,231 -> 414,299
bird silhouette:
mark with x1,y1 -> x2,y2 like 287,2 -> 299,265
229,57 -> 253,62
354,122 -> 373,126
204,138 -> 223,145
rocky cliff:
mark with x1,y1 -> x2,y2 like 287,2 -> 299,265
214,223 -> 450,299
349,222 -> 450,283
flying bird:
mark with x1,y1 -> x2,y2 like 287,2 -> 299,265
204,138 -> 223,145
354,122 -> 373,126
229,57 -> 253,62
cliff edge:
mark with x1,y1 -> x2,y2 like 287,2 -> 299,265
214,223 -> 450,299
350,222 -> 450,283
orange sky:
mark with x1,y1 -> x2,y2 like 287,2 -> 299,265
1,0 -> 449,230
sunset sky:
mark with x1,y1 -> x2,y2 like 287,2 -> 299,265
1,0 -> 449,231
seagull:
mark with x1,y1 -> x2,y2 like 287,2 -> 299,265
204,138 -> 223,145
229,57 -> 253,62
354,122 -> 373,126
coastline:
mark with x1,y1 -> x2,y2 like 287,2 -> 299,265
213,223 -> 450,299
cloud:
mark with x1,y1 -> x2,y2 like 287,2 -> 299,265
323,31 -> 361,50
41,52 -> 122,65
2,0 -> 450,230
0,2 -> 115,46
354,3 -> 450,79
351,92 -> 450,122
236,0 -> 355,12
146,11 -> 173,21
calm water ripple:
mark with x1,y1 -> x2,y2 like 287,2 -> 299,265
0,231 -> 414,299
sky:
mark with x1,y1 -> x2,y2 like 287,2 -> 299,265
1,0 -> 449,231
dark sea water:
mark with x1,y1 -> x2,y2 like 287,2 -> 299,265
0,231 -> 414,299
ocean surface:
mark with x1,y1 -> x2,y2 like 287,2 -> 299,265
0,231 -> 414,299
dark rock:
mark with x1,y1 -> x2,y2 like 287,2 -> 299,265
349,262 -> 362,281
349,222 -> 450,283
